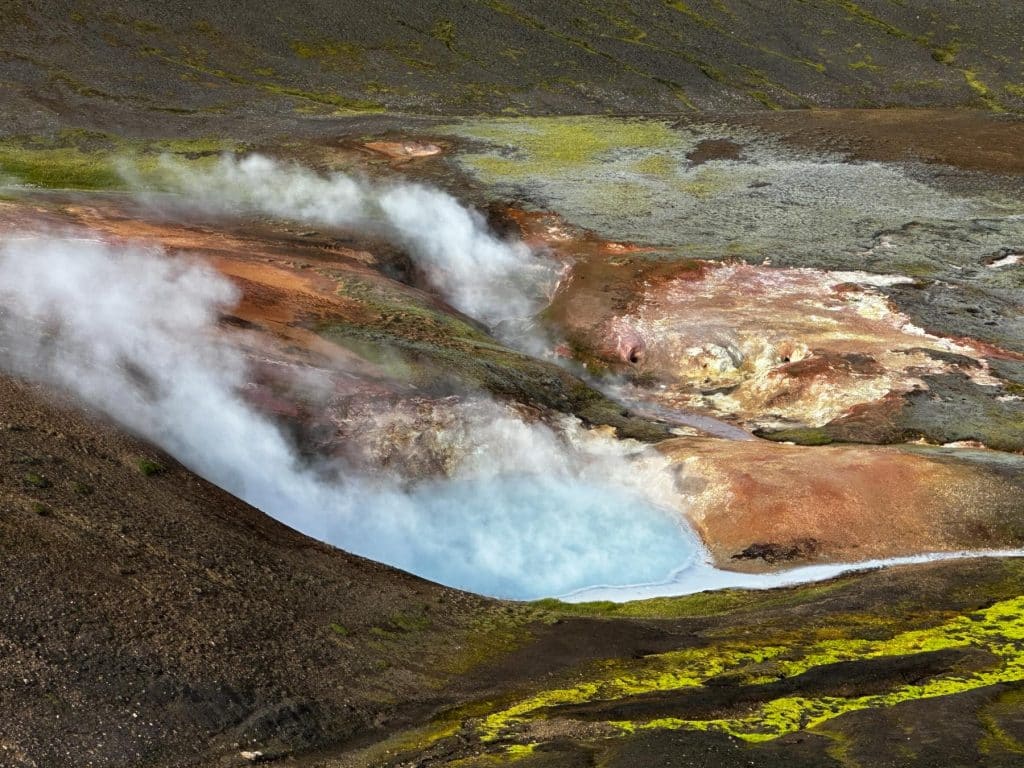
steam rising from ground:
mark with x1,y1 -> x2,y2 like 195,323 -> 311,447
4,236 -> 1022,599
6,158 -> 1021,600
148,155 -> 555,327
0,233 -> 699,599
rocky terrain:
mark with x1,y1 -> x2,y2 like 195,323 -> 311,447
4,0 -> 1024,134
5,371 -> 1024,768
2,1 -> 1024,766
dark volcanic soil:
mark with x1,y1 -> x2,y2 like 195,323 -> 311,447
3,1 -> 1024,137
0,374 -> 501,766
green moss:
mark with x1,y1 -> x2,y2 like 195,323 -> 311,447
753,45 -> 826,74
746,90 -> 781,109
504,743 -> 538,758
632,153 -> 676,177
817,727 -> 859,766
829,1 -> 913,40
533,591 -> 755,619
1005,84 -> 1024,99
979,687 -> 1024,754
931,40 -> 961,65
432,19 -> 457,49
483,594 -> 1024,745
145,48 -> 383,112
131,19 -> 163,34
23,472 -> 50,489
391,608 -> 433,633
734,66 -> 801,107
1003,382 -> 1024,397
137,458 -> 165,477
604,12 -> 648,44
848,56 -> 881,72
535,579 -> 866,622
258,83 -> 384,112
148,137 -> 233,154
480,0 -> 695,110
365,696 -> 541,765
758,426 -> 835,446
0,134 -> 242,190
0,145 -> 123,189
478,642 -> 791,740
444,116 -> 681,180
329,622 -> 350,637
379,711 -> 468,757
893,78 -> 946,92
675,167 -> 731,198
444,610 -> 538,677
343,608 -> 541,763
664,1 -> 722,31
963,69 -> 1005,112
290,40 -> 366,69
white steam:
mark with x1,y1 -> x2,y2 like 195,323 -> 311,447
147,154 -> 554,327
3,234 -> 1021,600
0,233 -> 700,599
7,160 -> 1019,602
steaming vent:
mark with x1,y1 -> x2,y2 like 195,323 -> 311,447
4,159 -> 1020,602
0,226 -> 707,600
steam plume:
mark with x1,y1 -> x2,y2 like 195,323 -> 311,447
3,236 -> 1021,600
148,155 -> 555,327
0,233 -> 699,599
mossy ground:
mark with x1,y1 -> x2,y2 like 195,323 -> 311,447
442,116 -> 682,180
603,595 -> 1024,743
371,560 -> 1024,767
0,132 -> 244,190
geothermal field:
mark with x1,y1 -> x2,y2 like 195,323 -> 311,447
2,2 -> 1024,767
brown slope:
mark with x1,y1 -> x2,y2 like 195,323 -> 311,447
0,372 -> 512,767
2,0 -> 1024,137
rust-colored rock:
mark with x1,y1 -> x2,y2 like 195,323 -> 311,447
363,140 -> 443,162
661,437 -> 1024,571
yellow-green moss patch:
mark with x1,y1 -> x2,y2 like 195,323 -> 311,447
443,116 -> 682,180
963,69 -> 1005,112
0,134 -> 244,190
610,595 -> 1024,741
481,595 -> 1024,746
